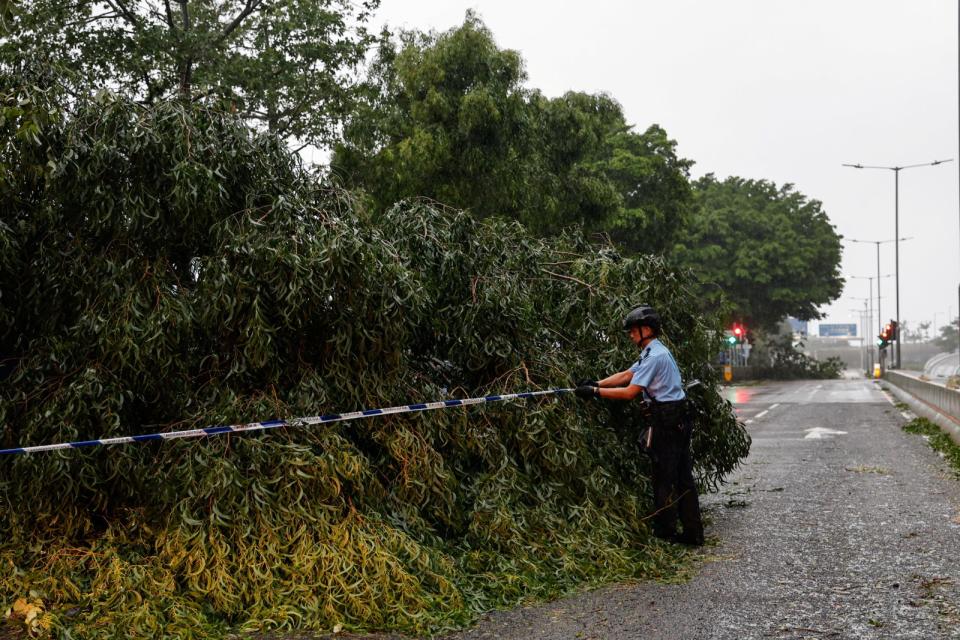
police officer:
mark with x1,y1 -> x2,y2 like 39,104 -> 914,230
575,305 -> 704,546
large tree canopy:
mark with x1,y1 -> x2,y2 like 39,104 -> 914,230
332,13 -> 534,220
331,14 -> 694,254
1,0 -> 379,146
673,174 -> 844,330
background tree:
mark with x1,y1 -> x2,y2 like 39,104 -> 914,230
672,174 -> 844,330
932,319 -> 960,350
597,123 -> 694,254
331,14 -> 694,252
898,320 -> 929,344
1,0 -> 379,147
332,13 -> 535,219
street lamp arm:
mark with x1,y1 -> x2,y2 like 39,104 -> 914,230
843,160 -> 953,171
900,159 -> 954,170
846,237 -> 913,245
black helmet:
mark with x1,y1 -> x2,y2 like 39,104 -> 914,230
623,305 -> 661,334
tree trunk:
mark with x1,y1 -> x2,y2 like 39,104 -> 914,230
177,0 -> 192,97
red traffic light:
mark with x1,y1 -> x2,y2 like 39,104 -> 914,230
880,321 -> 897,341
878,320 -> 898,349
729,323 -> 747,343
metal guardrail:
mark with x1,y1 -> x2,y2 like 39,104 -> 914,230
884,371 -> 960,445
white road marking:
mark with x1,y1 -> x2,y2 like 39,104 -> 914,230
804,427 -> 848,440
755,410 -> 769,419
769,403 -> 780,410
745,419 -> 754,424
877,385 -> 896,405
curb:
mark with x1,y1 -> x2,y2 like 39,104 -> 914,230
878,379 -> 960,447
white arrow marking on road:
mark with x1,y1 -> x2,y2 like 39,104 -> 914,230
804,427 -> 848,440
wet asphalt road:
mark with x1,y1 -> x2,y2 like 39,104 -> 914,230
435,378 -> 960,640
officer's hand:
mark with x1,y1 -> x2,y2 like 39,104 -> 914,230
575,385 -> 598,399
576,379 -> 599,387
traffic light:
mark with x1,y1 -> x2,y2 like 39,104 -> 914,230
733,324 -> 744,342
877,320 -> 897,349
726,323 -> 746,345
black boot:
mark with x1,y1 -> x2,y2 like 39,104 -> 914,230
671,531 -> 704,547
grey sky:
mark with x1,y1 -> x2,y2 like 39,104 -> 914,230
371,0 -> 959,338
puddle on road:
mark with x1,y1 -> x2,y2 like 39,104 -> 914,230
724,387 -> 757,404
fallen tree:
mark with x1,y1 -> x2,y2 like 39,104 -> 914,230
0,74 -> 749,637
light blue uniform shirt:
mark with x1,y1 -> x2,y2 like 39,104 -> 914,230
628,338 -> 685,402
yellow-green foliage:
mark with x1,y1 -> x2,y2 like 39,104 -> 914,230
0,71 -> 749,637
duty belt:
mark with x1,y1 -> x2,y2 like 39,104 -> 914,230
648,398 -> 689,428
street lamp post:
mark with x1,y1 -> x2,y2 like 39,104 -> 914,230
850,305 -> 868,374
850,280 -> 874,374
843,160 -> 953,368
848,297 -> 873,375
849,275 -> 875,340
847,238 -> 909,335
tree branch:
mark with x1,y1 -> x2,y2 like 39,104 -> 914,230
278,95 -> 314,120
105,0 -> 143,32
540,269 -> 596,294
269,96 -> 314,137
216,0 -> 267,46
175,0 -> 193,94
177,0 -> 189,31
163,0 -> 176,30
66,11 -> 121,27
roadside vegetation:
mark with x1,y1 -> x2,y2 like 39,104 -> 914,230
902,418 -> 960,477
756,334 -> 844,380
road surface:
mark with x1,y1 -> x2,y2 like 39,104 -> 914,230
437,378 -> 960,639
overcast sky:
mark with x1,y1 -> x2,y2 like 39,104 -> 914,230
369,0 -> 959,338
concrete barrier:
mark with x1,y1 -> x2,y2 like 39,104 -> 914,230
884,371 -> 960,446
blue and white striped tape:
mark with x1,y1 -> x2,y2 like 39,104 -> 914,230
0,388 -> 574,455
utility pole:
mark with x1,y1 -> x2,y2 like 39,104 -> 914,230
843,161 -> 953,368
850,275 -> 876,372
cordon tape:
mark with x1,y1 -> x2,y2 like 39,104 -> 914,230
0,388 -> 575,455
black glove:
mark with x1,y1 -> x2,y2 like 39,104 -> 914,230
577,379 -> 599,387
575,385 -> 598,399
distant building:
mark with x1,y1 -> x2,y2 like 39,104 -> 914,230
818,323 -> 858,338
